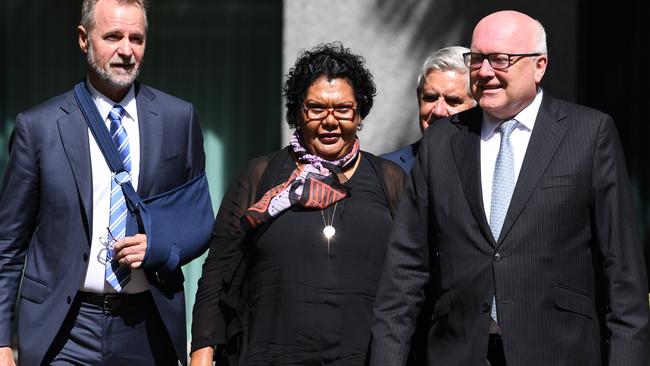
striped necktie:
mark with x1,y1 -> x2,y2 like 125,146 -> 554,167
106,105 -> 131,291
489,119 -> 518,322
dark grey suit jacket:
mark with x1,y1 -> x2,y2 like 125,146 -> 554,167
370,94 -> 649,365
0,82 -> 206,365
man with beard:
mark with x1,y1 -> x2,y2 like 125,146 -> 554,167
0,0 -> 206,364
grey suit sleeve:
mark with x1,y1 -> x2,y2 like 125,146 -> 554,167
370,137 -> 431,365
0,114 -> 40,345
592,116 -> 649,365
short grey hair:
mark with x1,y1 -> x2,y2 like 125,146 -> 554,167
416,46 -> 471,97
80,0 -> 149,32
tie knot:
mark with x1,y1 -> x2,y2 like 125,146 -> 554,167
499,119 -> 518,139
109,105 -> 126,121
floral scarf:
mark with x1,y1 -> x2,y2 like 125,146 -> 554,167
242,130 -> 360,230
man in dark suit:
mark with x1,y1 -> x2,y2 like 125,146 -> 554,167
370,10 -> 648,366
0,0 -> 207,364
381,46 -> 476,173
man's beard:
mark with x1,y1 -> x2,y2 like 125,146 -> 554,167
87,40 -> 142,89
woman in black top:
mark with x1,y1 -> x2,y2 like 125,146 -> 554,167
191,42 -> 405,366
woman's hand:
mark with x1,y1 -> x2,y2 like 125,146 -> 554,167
0,347 -> 16,366
189,346 -> 215,366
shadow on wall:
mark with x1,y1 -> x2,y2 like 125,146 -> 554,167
370,0 -> 580,102
371,0 -> 468,56
363,0 -> 471,148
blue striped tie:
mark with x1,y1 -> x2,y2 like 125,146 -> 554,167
106,105 -> 131,291
489,119 -> 518,322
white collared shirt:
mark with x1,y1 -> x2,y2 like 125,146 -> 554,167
80,80 -> 148,294
481,89 -> 544,222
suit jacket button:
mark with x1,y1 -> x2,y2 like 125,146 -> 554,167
83,253 -> 88,262
493,253 -> 502,262
67,296 -> 72,304
482,302 -> 491,313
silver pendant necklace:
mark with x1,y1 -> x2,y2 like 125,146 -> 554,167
320,202 -> 338,255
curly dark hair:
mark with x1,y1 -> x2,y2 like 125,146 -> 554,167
283,42 -> 377,128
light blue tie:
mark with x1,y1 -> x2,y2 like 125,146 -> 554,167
106,105 -> 131,291
489,119 -> 518,322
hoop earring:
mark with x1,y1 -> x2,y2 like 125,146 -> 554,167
357,122 -> 364,131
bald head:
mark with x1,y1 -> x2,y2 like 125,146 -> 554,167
472,10 -> 546,55
468,10 -> 548,120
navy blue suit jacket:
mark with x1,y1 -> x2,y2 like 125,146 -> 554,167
0,82 -> 206,365
380,141 -> 420,173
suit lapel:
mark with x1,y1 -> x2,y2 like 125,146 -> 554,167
57,95 -> 93,233
134,83 -> 162,197
451,108 -> 496,247
497,95 -> 568,246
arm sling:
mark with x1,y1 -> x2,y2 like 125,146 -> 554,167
73,81 -> 214,273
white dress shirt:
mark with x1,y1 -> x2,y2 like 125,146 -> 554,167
80,81 -> 148,294
481,89 -> 544,221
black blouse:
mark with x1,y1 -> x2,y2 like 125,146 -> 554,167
192,149 -> 405,365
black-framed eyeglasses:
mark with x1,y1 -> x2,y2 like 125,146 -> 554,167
463,52 -> 542,70
302,105 -> 357,122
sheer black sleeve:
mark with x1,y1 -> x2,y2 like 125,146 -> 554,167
191,149 -> 402,353
190,151 -> 278,352
379,158 -> 407,217
365,152 -> 407,217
